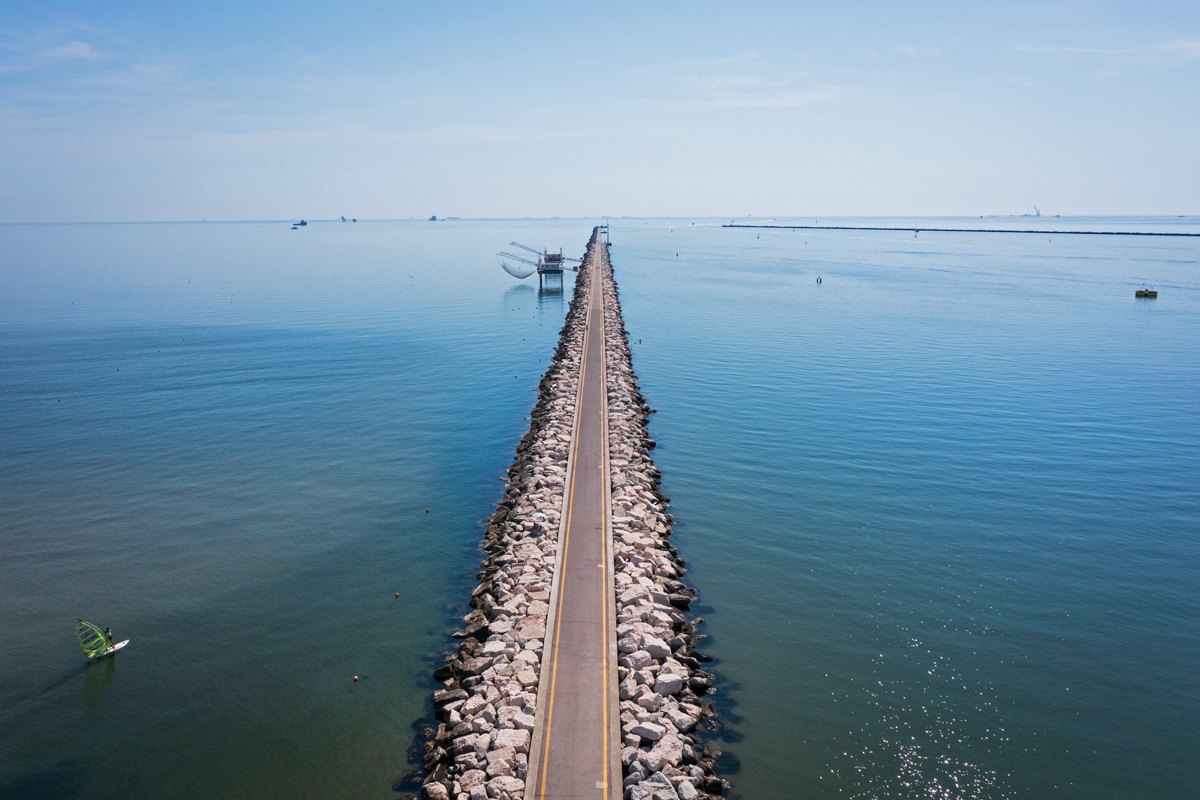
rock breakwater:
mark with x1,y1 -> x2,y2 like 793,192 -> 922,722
418,244 -> 599,800
599,244 -> 727,800
417,232 -> 723,800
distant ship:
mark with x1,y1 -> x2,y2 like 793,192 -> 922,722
1136,287 -> 1158,298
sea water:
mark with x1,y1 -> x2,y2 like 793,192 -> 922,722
1,218 -> 1197,799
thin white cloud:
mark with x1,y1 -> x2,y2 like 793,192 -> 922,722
696,89 -> 837,109
77,62 -> 179,90
674,65 -> 834,110
674,52 -> 761,69
682,73 -> 789,92
1018,46 -> 1140,54
898,45 -> 939,58
1162,39 -> 1200,58
45,41 -> 98,60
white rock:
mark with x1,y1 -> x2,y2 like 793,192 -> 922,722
492,728 -> 530,754
664,707 -> 696,733
619,586 -> 648,605
423,782 -> 449,800
463,694 -> 488,716
623,650 -> 653,670
643,637 -> 671,660
636,692 -> 663,711
654,673 -> 683,696
485,776 -> 524,798
459,770 -> 487,791
513,650 -> 539,668
617,635 -> 640,653
486,745 -> 515,765
629,720 -> 666,741
646,735 -> 684,772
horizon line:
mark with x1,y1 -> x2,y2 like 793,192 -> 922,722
2,214 -> 1197,226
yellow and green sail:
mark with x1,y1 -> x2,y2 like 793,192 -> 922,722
75,619 -> 109,656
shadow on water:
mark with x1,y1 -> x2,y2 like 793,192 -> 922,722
394,522 -> 491,796
0,663 -> 89,723
500,274 -> 570,309
0,759 -> 88,800
686,601 -> 745,800
503,284 -> 536,309
82,657 -> 116,711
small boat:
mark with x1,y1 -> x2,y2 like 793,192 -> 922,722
297,219 -> 308,226
1136,287 -> 1158,298
76,619 -> 129,662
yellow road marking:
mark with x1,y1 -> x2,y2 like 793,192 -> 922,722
597,251 -> 610,799
538,243 -> 596,800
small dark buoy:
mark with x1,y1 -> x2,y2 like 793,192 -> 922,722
425,509 -> 430,514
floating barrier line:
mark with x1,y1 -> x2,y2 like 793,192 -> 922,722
724,224 -> 1200,237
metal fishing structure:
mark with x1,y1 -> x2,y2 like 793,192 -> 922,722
498,242 -> 582,287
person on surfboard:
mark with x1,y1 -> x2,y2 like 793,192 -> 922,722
75,619 -> 127,660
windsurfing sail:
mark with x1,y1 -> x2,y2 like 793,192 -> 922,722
75,619 -> 109,656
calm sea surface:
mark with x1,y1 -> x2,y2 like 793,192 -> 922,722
1,218 -> 1197,799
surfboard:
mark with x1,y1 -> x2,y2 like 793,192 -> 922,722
89,640 -> 129,660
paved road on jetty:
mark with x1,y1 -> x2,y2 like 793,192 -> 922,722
526,228 -> 621,800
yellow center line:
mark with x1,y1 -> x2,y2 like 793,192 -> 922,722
538,243 -> 595,800
599,249 -> 611,799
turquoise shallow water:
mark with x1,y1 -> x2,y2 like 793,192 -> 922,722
2,218 -> 1198,799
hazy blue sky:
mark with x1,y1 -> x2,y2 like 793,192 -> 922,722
2,1 -> 1197,221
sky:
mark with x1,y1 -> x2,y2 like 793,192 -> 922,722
1,1 -> 1198,221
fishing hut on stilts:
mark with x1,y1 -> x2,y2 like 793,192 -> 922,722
498,242 -> 582,287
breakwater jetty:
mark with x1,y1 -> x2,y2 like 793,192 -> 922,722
420,228 -> 724,800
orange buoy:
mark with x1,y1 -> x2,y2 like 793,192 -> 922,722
395,592 -> 400,598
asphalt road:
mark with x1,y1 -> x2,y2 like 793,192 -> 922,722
526,228 -> 621,800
